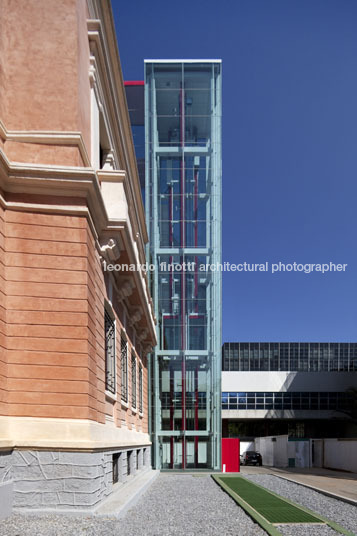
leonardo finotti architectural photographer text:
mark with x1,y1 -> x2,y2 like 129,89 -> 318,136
103,261 -> 348,274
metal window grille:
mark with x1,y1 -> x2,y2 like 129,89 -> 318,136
127,451 -> 132,476
112,453 -> 119,484
105,309 -> 115,394
139,365 -> 143,413
121,337 -> 128,402
132,353 -> 137,408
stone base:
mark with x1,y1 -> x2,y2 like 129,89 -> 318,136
0,480 -> 13,519
0,446 -> 151,511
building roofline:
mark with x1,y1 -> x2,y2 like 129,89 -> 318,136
124,81 -> 144,86
222,341 -> 357,344
144,59 -> 222,63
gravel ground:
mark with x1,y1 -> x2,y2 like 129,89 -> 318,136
245,474 -> 357,535
277,526 -> 339,536
0,474 -> 265,536
1,473 -> 354,536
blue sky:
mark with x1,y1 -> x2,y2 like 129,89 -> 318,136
113,0 -> 357,342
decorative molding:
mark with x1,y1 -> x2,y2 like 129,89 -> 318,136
100,237 -> 120,263
86,13 -> 148,247
143,344 -> 154,355
0,148 -> 107,235
0,119 -> 91,167
130,308 -> 143,323
0,150 -> 157,345
97,169 -> 125,182
0,416 -> 151,451
85,10 -> 156,334
138,329 -> 148,342
0,0 -> 157,345
118,278 -> 135,300
102,149 -> 115,170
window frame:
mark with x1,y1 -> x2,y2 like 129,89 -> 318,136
121,335 -> 128,404
139,363 -> 143,414
104,303 -> 116,395
132,352 -> 137,409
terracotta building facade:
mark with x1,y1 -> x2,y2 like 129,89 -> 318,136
0,0 -> 156,513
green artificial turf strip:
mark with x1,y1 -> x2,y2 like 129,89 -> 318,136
220,477 -> 322,524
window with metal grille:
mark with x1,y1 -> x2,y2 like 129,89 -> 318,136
132,353 -> 137,408
105,308 -> 116,394
112,453 -> 119,484
139,364 -> 143,413
127,450 -> 132,476
121,337 -> 128,403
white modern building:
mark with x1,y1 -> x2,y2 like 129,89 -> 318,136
222,342 -> 357,462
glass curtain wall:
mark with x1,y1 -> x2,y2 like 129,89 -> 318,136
145,61 -> 222,470
222,342 -> 357,372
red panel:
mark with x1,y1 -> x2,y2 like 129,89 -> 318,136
124,80 -> 144,86
222,438 -> 240,472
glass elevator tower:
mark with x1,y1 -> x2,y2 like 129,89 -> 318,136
145,61 -> 222,470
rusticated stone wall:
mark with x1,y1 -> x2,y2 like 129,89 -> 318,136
0,447 -> 151,511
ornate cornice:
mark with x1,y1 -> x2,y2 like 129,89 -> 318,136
86,9 -> 148,245
0,149 -> 157,346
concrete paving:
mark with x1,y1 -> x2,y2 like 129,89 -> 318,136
240,465 -> 357,505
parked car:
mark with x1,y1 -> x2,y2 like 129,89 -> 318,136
241,451 -> 262,466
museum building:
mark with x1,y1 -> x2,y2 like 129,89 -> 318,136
0,0 -> 156,513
